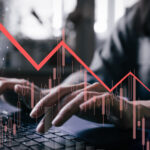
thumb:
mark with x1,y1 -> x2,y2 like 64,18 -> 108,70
14,84 -> 32,109
0,82 -> 5,94
14,84 -> 31,97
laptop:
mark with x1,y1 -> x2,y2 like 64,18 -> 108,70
0,94 -> 144,150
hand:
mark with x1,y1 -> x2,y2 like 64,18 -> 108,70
80,96 -> 150,129
30,82 -> 107,133
0,77 -> 46,108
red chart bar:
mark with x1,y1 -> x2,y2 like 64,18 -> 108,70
147,141 -> 149,150
133,78 -> 136,139
120,88 -> 123,118
31,82 -> 34,109
142,117 -> 145,146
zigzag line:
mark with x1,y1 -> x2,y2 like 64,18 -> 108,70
0,24 -> 149,93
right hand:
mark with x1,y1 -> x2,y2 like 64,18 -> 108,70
30,82 -> 107,133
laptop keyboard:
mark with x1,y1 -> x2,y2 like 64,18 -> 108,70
0,114 -> 97,150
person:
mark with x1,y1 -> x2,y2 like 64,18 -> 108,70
0,0 -> 150,133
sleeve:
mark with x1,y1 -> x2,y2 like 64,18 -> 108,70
88,11 -> 138,89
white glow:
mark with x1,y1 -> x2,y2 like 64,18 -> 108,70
8,0 -> 77,39
94,22 -> 107,34
124,0 -> 139,7
94,0 -> 138,35
52,0 -> 63,37
64,0 -> 77,16
115,0 -> 125,22
94,0 -> 108,34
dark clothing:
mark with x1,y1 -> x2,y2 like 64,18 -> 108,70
89,4 -> 150,100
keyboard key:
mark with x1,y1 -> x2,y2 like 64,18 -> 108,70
0,144 -> 4,149
23,140 -> 38,146
17,128 -> 26,133
11,145 -> 28,150
53,137 -> 75,147
0,147 -> 10,150
44,133 -> 57,139
16,132 -> 27,136
43,140 -> 64,149
2,138 -> 11,143
4,141 -> 19,147
31,145 -> 50,150
25,130 -> 35,135
14,137 -> 29,142
63,135 -> 76,140
34,137 -> 48,142
75,141 -> 85,149
26,134 -> 41,139
55,132 -> 69,136
13,134 -> 24,139
64,148 -> 76,150
48,128 -> 60,134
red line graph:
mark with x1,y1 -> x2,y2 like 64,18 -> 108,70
0,23 -> 150,93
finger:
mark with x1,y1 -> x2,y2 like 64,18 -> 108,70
30,82 -> 103,118
36,90 -> 102,133
87,82 -> 106,92
36,89 -> 93,133
30,82 -> 87,118
79,93 -> 113,111
15,84 -> 43,106
36,90 -> 88,133
0,81 -> 7,94
14,84 -> 31,97
13,84 -> 32,108
8,78 -> 29,86
58,82 -> 106,108
33,81 -> 102,116
59,86 -> 105,110
52,91 -> 100,126
0,77 -> 7,80
14,82 -> 41,97
70,82 -> 106,95
71,82 -> 106,98
36,84 -> 104,131
0,78 -> 29,94
36,105 -> 58,133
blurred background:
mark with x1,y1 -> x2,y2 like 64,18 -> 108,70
0,0 -> 138,86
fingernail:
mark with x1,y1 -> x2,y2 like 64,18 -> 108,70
79,104 -> 84,111
14,85 -> 19,92
52,119 -> 57,126
30,107 -> 37,118
36,121 -> 44,133
52,116 -> 59,126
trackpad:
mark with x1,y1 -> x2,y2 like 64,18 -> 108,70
60,116 -> 132,147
